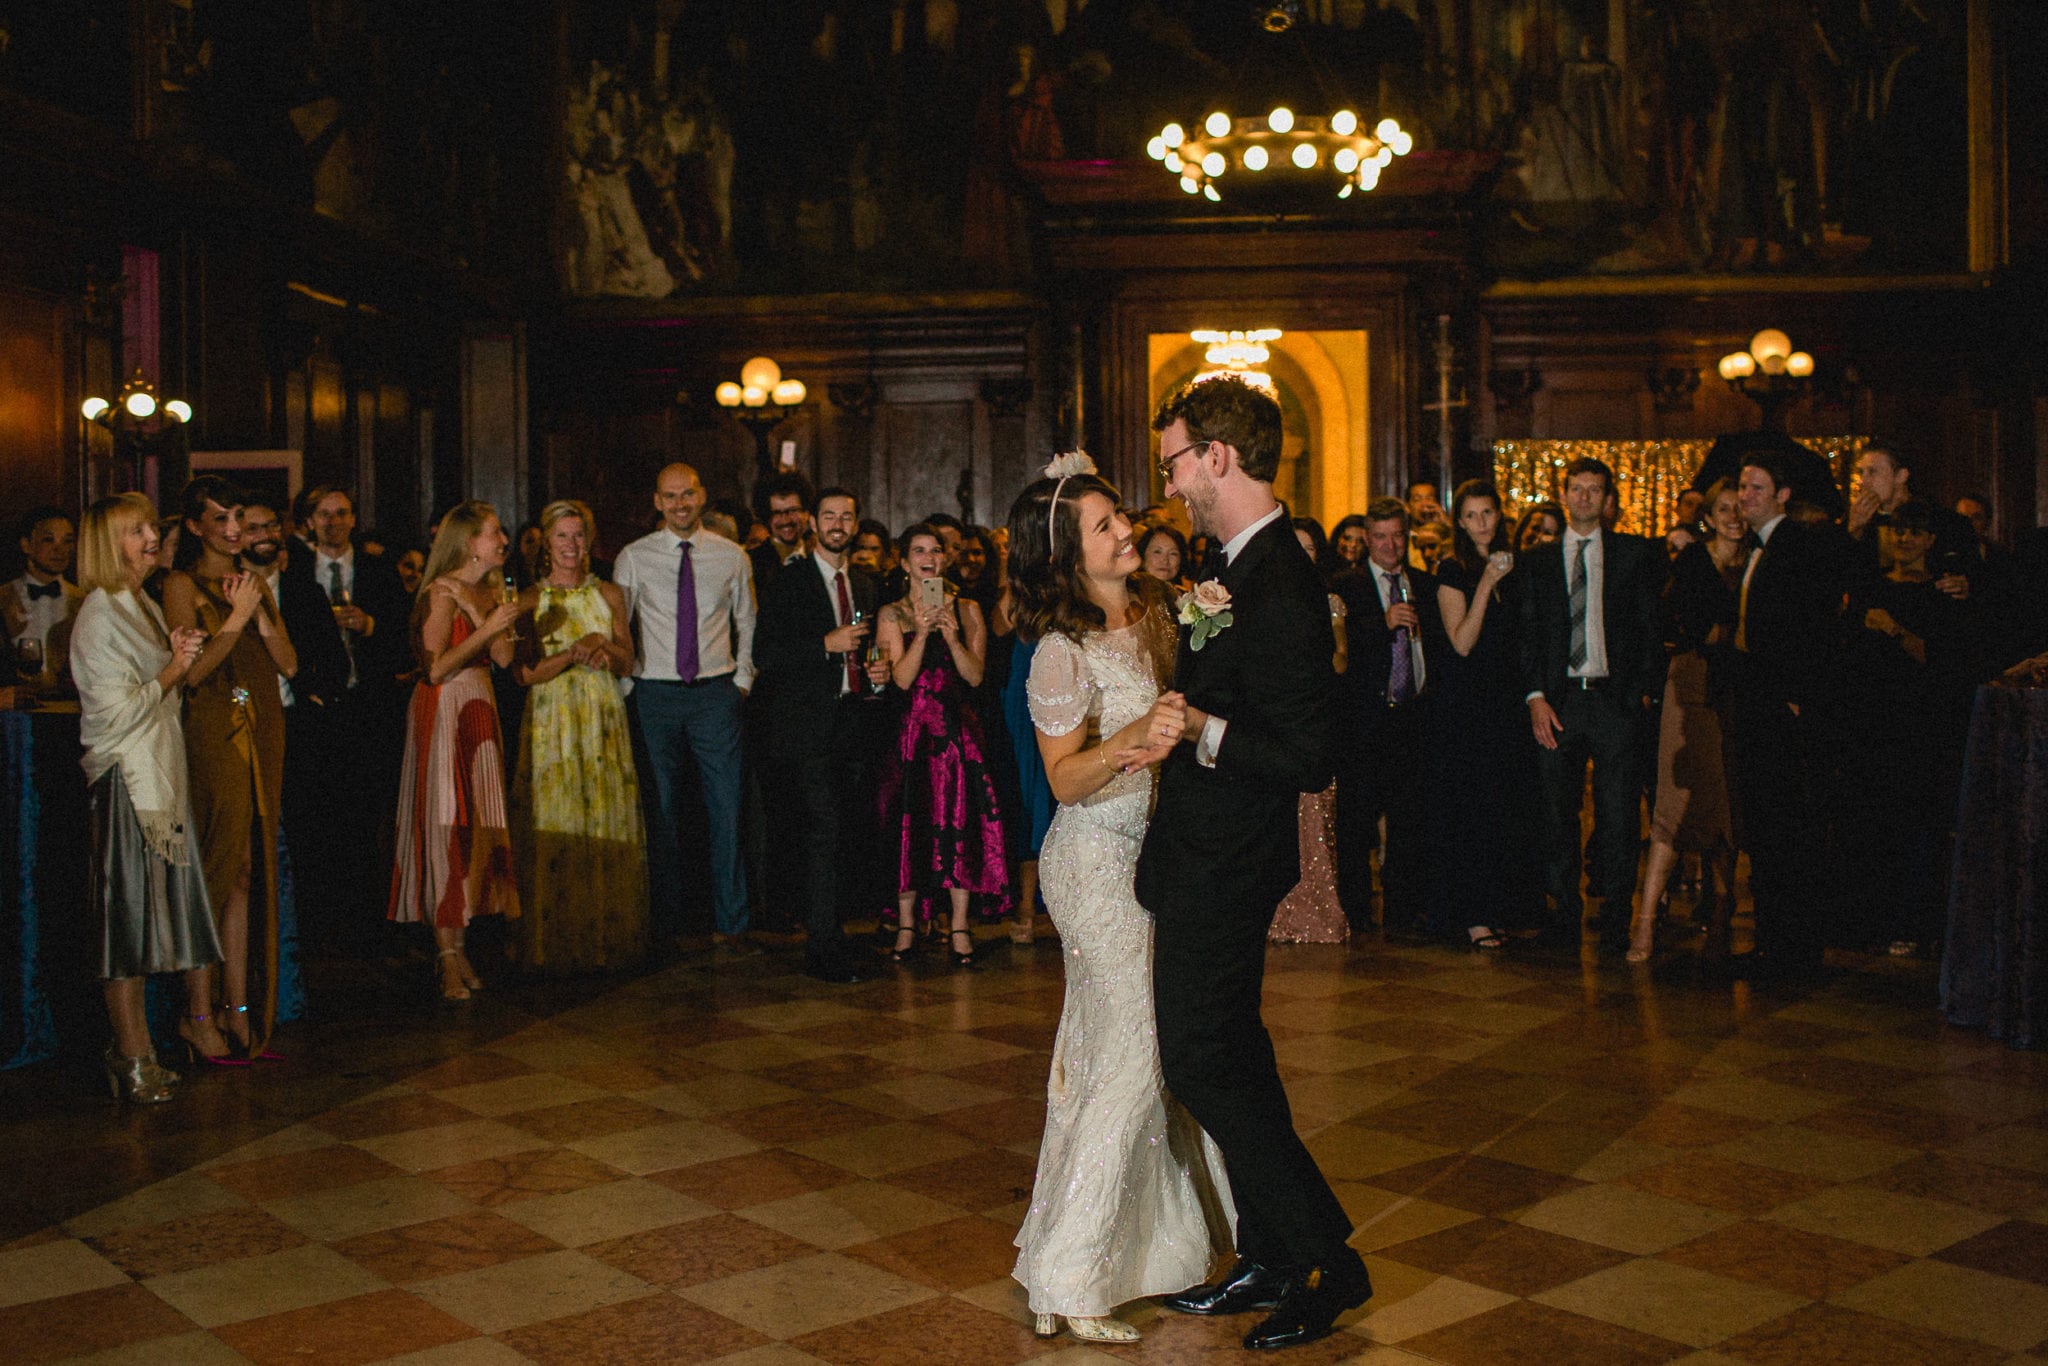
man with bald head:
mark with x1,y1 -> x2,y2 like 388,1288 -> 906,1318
615,462 -> 760,954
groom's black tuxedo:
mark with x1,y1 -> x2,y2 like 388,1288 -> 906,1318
1137,518 -> 1335,913
1136,512 -> 1366,1287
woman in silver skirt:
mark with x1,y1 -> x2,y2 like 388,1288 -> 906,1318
70,493 -> 225,1103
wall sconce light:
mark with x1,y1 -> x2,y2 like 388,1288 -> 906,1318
1717,331 -> 1814,430
83,369 -> 193,432
715,356 -> 805,485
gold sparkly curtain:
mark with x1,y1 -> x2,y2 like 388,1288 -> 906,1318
1492,439 -> 1865,536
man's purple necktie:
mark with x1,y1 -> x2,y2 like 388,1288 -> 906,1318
674,539 -> 700,682
1386,569 -> 1414,705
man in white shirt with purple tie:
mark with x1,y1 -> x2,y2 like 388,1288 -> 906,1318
614,462 -> 759,955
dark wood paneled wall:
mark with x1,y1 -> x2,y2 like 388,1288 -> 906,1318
533,298 -> 1047,554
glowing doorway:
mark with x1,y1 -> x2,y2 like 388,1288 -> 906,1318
1146,329 -> 1369,531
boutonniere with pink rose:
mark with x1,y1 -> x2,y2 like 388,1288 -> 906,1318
1177,579 -> 1234,651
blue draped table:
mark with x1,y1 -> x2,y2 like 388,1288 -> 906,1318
1941,685 -> 2048,1049
2,706 -> 302,1069
2,707 -> 88,1068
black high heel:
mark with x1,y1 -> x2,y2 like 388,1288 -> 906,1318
224,1005 -> 282,1062
950,929 -> 977,970
178,1012 -> 247,1068
889,927 -> 920,964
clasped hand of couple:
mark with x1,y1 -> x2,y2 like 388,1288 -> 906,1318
1108,691 -> 1193,774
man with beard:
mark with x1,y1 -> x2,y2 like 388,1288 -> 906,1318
748,472 -> 815,590
1139,377 -> 1369,1348
753,487 -> 887,982
237,500 -> 300,709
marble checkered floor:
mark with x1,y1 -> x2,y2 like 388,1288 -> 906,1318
4,934 -> 2048,1365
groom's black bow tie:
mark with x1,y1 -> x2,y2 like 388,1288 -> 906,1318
23,580 -> 61,601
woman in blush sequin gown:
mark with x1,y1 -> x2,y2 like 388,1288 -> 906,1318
874,523 -> 1011,967
1270,519 -> 1348,944
1006,460 -> 1234,1346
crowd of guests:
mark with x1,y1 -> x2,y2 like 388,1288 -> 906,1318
5,436 -> 2038,1104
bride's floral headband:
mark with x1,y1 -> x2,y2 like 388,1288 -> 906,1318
1043,450 -> 1097,555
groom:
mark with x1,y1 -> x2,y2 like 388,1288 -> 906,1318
1135,376 -> 1371,1349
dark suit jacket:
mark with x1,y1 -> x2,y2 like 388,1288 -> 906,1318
1135,516 -> 1337,917
754,553 -> 879,746
279,543 -> 412,705
1518,530 -> 1667,705
749,542 -> 804,599
1334,562 -> 1441,752
1737,517 -> 1844,712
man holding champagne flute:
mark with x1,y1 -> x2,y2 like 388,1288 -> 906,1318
280,486 -> 412,950
754,486 -> 891,982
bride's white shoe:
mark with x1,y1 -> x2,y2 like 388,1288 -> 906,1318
1035,1313 -> 1141,1343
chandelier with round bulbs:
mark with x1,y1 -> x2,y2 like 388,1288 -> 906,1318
1147,107 -> 1412,201
1191,328 -> 1281,391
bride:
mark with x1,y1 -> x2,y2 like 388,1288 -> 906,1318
1007,453 -> 1235,1343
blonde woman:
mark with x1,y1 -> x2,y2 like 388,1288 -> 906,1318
388,501 -> 523,999
512,500 -> 647,971
70,494 -> 224,1103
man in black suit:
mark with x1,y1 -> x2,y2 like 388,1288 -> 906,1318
1728,454 -> 1843,979
753,487 -> 887,983
280,485 -> 413,946
1137,377 -> 1369,1350
1519,457 -> 1666,947
1333,497 -> 1440,937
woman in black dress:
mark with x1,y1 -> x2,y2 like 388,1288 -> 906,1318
1428,480 -> 1536,947
1837,500 -> 1975,956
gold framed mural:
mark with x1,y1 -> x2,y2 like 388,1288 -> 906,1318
1493,438 -> 1868,537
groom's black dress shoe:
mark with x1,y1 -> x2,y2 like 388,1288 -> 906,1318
1243,1263 -> 1373,1350
1160,1259 -> 1291,1315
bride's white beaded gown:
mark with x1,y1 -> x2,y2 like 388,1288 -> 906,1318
1012,612 -> 1234,1319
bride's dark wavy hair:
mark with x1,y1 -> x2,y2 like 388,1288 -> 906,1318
1006,471 -> 1137,645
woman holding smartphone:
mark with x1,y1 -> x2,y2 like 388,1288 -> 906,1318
873,522 -> 1011,967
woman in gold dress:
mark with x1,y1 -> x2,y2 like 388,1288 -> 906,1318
512,500 -> 647,971
161,476 -> 296,1062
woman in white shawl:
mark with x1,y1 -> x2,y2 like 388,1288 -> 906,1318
70,493 -> 224,1104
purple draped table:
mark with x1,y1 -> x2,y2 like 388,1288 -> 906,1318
1940,684 -> 2048,1049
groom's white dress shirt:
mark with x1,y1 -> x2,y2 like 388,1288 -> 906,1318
1193,503 -> 1285,768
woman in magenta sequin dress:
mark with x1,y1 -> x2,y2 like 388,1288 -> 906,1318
875,523 -> 1011,966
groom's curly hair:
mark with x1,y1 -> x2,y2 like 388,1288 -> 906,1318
1006,471 -> 1163,646
1152,375 -> 1283,483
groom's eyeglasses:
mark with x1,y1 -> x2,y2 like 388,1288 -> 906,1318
1157,440 -> 1212,485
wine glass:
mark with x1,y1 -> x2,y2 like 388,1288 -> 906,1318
15,637 -> 43,684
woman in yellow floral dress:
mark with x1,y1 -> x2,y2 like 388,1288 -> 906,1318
512,500 -> 648,971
